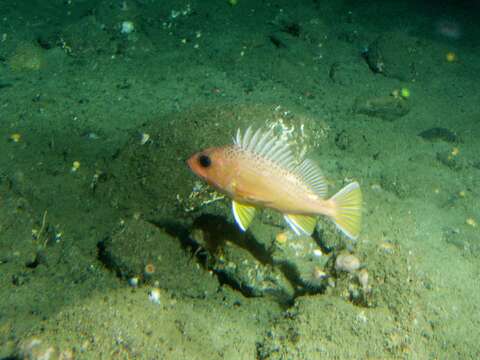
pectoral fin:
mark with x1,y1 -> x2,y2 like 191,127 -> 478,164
232,201 -> 256,231
284,214 -> 317,235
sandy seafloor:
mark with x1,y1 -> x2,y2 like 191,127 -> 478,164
0,0 -> 479,358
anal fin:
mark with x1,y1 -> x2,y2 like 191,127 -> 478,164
284,214 -> 317,235
232,201 -> 256,231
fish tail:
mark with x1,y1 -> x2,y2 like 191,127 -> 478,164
329,182 -> 362,240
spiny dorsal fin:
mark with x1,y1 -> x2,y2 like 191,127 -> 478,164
234,127 -> 328,197
233,127 -> 296,171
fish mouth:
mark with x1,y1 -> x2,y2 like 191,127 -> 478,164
186,154 -> 207,179
186,156 -> 195,171
186,154 -> 200,170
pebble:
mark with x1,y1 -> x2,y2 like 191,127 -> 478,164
148,288 -> 161,304
335,253 -> 361,273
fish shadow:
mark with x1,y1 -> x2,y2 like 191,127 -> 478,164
155,214 -> 304,304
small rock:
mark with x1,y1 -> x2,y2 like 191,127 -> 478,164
98,219 -> 219,297
436,150 -> 463,170
148,288 -> 161,304
16,338 -> 57,360
363,32 -> 421,81
357,268 -> 370,293
354,95 -> 410,121
335,253 -> 361,273
418,127 -> 457,143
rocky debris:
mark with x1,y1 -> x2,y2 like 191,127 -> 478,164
59,16 -> 118,57
333,252 -> 371,306
188,213 -> 353,302
362,32 -> 423,81
215,242 -> 295,301
442,227 -> 465,250
335,252 -> 361,273
98,218 -> 219,298
379,171 -> 411,199
418,127 -> 458,143
189,215 -> 295,302
15,338 -> 74,360
268,13 -> 302,49
98,104 -> 365,303
269,230 -> 330,293
354,95 -> 410,121
334,129 -> 352,150
436,149 -> 464,171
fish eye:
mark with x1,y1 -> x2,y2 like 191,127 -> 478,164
198,154 -> 212,168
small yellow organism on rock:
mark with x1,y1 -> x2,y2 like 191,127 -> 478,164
9,133 -> 21,142
466,218 -> 477,227
275,231 -> 288,245
144,263 -> 156,278
71,161 -> 81,172
446,51 -> 457,62
379,242 -> 395,254
451,147 -> 460,156
391,88 -> 410,100
400,87 -> 410,99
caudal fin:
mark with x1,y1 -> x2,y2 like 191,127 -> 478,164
330,182 -> 362,240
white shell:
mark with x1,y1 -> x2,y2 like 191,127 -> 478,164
148,288 -> 161,304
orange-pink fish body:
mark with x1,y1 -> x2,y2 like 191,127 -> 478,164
187,127 -> 362,239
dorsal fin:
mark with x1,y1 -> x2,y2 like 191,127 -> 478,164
292,159 -> 328,198
234,127 -> 328,197
233,126 -> 296,170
